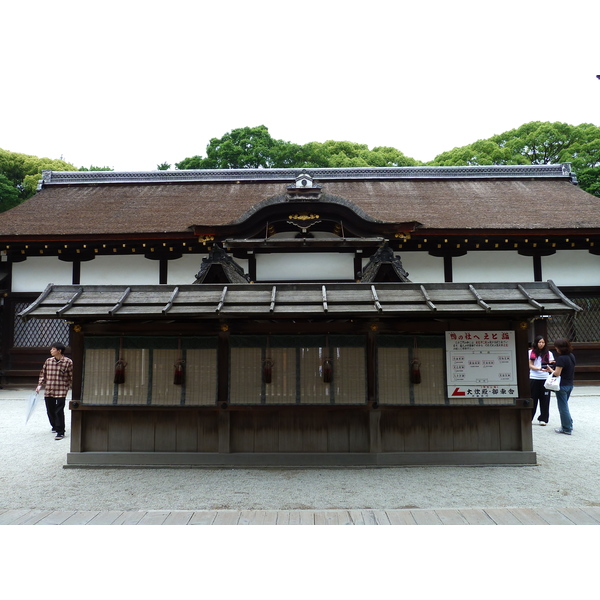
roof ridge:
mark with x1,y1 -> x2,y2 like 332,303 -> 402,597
39,164 -> 575,187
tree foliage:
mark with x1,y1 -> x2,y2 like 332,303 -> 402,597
176,125 -> 306,169
176,125 -> 421,170
0,149 -> 78,211
0,150 -> 116,212
429,121 -> 600,196
0,173 -> 20,212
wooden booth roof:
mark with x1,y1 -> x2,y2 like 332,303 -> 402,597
19,281 -> 581,322
1,164 -> 599,239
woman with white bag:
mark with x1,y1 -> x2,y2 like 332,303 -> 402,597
547,338 -> 576,435
528,335 -> 554,425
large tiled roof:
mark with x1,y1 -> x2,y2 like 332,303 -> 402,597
1,165 -> 598,237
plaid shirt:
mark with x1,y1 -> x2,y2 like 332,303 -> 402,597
38,355 -> 73,397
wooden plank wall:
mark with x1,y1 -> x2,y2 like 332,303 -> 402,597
73,405 -> 530,454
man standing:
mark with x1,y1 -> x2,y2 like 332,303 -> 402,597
36,342 -> 73,440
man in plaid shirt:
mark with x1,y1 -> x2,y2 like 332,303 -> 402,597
36,342 -> 73,440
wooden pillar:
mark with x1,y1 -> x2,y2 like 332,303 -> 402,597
443,255 -> 453,282
218,410 -> 231,453
369,410 -> 382,453
216,326 -> 231,452
217,328 -> 229,406
515,320 -> 531,406
70,410 -> 83,452
533,255 -> 542,282
159,259 -> 168,284
70,325 -> 84,401
366,329 -> 376,404
520,406 -> 533,451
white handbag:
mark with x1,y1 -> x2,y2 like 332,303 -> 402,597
544,375 -> 561,391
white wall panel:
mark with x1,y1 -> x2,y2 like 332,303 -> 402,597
167,254 -> 249,284
542,250 -> 600,286
167,254 -> 206,284
453,251 -> 533,283
80,255 -> 159,285
256,253 -> 354,281
12,257 -> 73,292
396,252 -> 445,283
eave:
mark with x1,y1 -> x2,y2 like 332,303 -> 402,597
19,281 -> 582,323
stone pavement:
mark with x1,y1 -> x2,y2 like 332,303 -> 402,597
2,384 -> 599,525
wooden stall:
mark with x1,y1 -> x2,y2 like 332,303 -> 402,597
20,281 -> 581,466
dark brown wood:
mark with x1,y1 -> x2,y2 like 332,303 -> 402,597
131,412 -> 156,452
70,410 -> 82,452
108,411 -> 132,452
71,327 -> 84,401
155,412 -> 177,452
68,404 -> 534,463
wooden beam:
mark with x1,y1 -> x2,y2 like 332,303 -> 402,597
56,287 -> 83,316
162,287 -> 180,314
468,285 -> 491,312
216,286 -> 228,313
517,284 -> 543,310
371,285 -> 383,312
109,287 -> 131,316
420,285 -> 437,311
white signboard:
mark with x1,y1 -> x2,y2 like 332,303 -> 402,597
445,331 -> 518,399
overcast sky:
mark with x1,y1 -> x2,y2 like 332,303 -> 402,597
3,0 -> 598,171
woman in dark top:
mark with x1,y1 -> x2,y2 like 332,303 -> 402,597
548,338 -> 576,435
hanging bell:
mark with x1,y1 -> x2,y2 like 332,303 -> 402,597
263,358 -> 274,384
174,360 -> 185,385
410,358 -> 421,384
114,359 -> 127,385
322,357 -> 333,383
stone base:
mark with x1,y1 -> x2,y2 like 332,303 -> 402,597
65,450 -> 537,468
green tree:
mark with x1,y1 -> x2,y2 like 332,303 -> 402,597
176,126 -> 421,170
429,121 -> 600,196
0,149 -> 78,210
78,165 -> 113,171
301,141 -> 420,167
0,173 -> 20,212
156,162 -> 171,170
176,125 -> 305,169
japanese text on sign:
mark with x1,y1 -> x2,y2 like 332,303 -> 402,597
446,331 -> 518,398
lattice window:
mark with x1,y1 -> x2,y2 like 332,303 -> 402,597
547,297 -> 600,343
82,337 -> 218,406
13,302 -> 70,348
377,335 -> 446,405
229,335 -> 367,405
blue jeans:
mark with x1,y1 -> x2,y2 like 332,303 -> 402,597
555,385 -> 574,432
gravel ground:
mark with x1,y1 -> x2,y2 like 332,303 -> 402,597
2,386 -> 599,512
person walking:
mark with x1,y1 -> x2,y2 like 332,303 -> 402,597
548,338 -> 576,435
529,335 -> 554,425
35,342 -> 73,440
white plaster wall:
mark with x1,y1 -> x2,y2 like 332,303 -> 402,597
256,253 -> 355,281
542,250 -> 600,286
167,254 -> 207,284
166,254 -> 250,284
395,252 -> 445,283
452,251 -> 534,283
11,257 -> 73,292
80,255 -> 159,285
